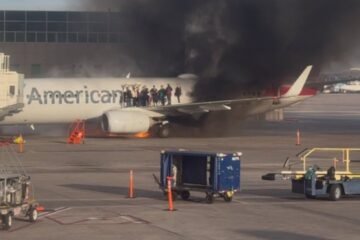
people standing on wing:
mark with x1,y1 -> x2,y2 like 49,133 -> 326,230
166,84 -> 173,105
133,86 -> 139,106
175,85 -> 182,103
130,86 -> 136,106
125,87 -> 132,107
158,85 -> 166,106
140,86 -> 146,106
144,86 -> 150,106
150,85 -> 158,106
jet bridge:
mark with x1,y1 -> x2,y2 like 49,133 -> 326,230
0,53 -> 24,120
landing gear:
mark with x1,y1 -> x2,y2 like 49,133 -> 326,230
150,122 -> 171,138
158,124 -> 171,138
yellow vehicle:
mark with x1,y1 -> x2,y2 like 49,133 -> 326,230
262,148 -> 360,200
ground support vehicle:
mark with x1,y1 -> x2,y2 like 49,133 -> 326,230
0,174 -> 39,230
262,148 -> 360,201
0,144 -> 39,230
154,150 -> 241,203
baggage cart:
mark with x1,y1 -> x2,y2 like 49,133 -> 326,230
155,150 -> 241,203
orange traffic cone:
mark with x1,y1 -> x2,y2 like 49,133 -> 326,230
166,176 -> 176,211
128,170 -> 135,198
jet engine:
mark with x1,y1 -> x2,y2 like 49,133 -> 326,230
101,110 -> 152,134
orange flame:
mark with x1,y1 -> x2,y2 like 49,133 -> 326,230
134,132 -> 150,138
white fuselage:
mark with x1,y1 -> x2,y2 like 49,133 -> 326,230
0,77 -> 194,124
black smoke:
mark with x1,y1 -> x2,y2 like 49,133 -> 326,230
84,0 -> 360,100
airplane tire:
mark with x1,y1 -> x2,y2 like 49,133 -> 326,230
158,124 -> 171,138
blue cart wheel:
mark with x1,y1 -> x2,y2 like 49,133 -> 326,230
223,193 -> 233,202
180,191 -> 190,200
171,191 -> 178,201
205,193 -> 214,204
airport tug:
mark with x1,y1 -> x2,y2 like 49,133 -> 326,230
0,144 -> 40,230
262,148 -> 360,200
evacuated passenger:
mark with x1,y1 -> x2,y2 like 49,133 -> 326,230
150,85 -> 158,106
166,84 -> 173,105
126,87 -> 133,107
158,85 -> 166,106
175,85 -> 182,103
133,86 -> 140,106
140,86 -> 149,106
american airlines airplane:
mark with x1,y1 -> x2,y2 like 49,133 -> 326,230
0,54 -> 313,137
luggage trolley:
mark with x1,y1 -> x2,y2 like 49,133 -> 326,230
154,150 -> 241,203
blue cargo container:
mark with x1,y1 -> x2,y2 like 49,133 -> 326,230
157,150 -> 241,203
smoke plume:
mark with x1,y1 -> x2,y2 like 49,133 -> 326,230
82,0 -> 360,100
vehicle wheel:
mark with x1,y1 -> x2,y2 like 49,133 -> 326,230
305,193 -> 316,199
205,193 -> 214,204
223,192 -> 233,202
171,191 -> 178,201
329,184 -> 342,201
29,209 -> 38,222
158,124 -> 170,138
180,191 -> 190,200
3,214 -> 12,230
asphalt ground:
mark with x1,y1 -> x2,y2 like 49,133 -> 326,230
1,93 -> 360,239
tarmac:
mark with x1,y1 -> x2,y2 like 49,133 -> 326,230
1,93 -> 360,240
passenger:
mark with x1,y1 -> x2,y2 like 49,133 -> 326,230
133,86 -> 140,107
130,86 -> 136,106
140,86 -> 146,106
175,85 -> 182,103
123,89 -> 128,106
166,84 -> 173,105
144,86 -> 150,106
150,85 -> 158,106
158,85 -> 166,106
126,87 -> 132,107
140,86 -> 149,106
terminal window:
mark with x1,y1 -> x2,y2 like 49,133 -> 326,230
0,10 -> 123,43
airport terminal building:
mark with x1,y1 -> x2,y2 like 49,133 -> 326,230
0,10 -> 138,78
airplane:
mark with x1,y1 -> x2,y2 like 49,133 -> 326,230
334,82 -> 360,93
0,53 -> 314,138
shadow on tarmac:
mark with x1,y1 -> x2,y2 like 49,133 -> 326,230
60,184 -> 163,200
240,230 -> 330,240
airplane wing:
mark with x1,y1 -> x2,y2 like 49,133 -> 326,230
146,96 -> 275,117
146,65 -> 313,118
